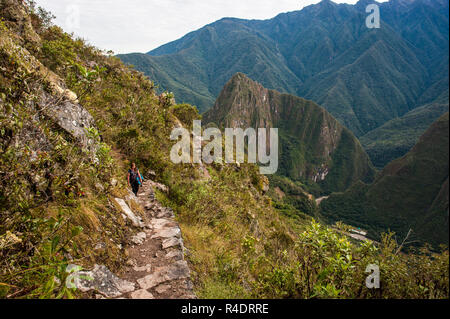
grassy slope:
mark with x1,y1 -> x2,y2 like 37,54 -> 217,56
0,7 -> 139,298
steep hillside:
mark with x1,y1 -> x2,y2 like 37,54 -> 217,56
361,89 -> 449,168
1,0 -> 448,300
0,0 -> 136,298
0,0 -> 307,299
204,73 -> 376,195
119,0 -> 449,137
321,113 -> 450,247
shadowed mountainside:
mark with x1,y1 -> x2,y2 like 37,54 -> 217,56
321,113 -> 449,247
204,73 -> 376,195
361,88 -> 449,168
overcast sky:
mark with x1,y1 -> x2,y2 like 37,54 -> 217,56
35,0 -> 384,54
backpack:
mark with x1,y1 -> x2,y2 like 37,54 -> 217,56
129,169 -> 142,185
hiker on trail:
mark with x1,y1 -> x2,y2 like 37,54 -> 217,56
127,163 -> 143,196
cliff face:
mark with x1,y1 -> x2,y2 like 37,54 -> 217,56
0,0 -> 41,47
204,73 -> 376,194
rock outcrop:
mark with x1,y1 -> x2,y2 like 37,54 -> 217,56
0,1 -> 100,159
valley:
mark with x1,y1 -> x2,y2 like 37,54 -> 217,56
0,0 -> 448,300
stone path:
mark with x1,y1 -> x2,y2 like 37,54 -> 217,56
72,179 -> 195,299
120,180 -> 196,299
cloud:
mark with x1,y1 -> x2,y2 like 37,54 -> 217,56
35,0 -> 379,54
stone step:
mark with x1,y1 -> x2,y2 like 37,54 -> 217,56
137,260 -> 191,290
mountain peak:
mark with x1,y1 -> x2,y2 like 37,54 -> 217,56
229,72 -> 250,82
318,0 -> 335,5
311,0 -> 339,13
356,0 -> 377,6
204,74 -> 376,193
228,72 -> 261,87
122,0 -> 448,133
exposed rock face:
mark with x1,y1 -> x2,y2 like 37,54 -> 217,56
312,166 -> 329,183
114,198 -> 145,228
0,9 -> 100,159
137,260 -> 190,290
0,0 -> 41,47
130,289 -> 154,299
40,93 -> 98,151
204,73 -> 376,193
69,264 -> 135,298
131,232 -> 147,245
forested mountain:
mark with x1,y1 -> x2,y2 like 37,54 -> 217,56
321,113 -> 449,247
118,0 -> 449,140
204,73 -> 375,194
361,88 -> 449,168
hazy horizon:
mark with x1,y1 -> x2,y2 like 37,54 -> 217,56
35,0 -> 387,54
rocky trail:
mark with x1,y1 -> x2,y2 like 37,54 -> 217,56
72,180 -> 196,299
121,180 -> 196,299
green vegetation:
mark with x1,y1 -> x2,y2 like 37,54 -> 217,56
204,73 -> 376,195
0,0 -> 448,299
118,0 -> 449,137
361,89 -> 449,168
267,174 -> 318,222
0,5 -> 132,298
321,113 -> 449,248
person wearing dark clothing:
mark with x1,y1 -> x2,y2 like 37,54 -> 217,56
127,163 -> 143,196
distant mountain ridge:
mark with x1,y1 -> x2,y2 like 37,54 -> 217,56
204,73 -> 376,194
118,0 -> 449,139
